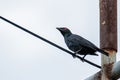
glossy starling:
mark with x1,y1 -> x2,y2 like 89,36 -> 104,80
57,27 -> 109,60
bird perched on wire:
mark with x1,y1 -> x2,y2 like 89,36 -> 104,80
56,27 -> 109,61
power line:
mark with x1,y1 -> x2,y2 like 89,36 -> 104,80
0,16 -> 101,69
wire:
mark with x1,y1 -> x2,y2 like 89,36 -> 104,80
0,16 -> 101,69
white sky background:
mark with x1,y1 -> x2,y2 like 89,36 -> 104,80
0,0 -> 120,80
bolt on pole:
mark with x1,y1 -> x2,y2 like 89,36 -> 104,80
100,0 -> 117,80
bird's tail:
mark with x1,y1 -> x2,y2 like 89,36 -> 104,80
91,53 -> 98,56
97,49 -> 109,56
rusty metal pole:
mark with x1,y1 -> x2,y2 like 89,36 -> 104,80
100,0 -> 117,80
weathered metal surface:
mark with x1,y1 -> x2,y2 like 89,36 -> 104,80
101,50 -> 116,80
100,0 -> 117,51
100,0 -> 117,80
85,61 -> 120,80
85,0 -> 117,80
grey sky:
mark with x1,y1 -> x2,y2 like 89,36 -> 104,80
0,0 -> 120,80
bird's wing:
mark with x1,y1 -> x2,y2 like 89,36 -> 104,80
68,34 -> 98,50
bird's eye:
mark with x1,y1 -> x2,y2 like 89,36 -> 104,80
63,28 -> 68,30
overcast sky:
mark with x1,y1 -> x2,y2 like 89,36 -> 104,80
0,0 -> 120,80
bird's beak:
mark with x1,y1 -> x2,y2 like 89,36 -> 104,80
56,27 -> 60,31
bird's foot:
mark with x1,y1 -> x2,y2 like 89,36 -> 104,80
72,53 -> 77,58
81,58 -> 85,62
81,55 -> 86,62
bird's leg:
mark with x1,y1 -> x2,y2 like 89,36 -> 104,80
81,54 -> 87,62
72,48 -> 82,58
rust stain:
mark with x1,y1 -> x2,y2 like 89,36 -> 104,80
104,50 -> 117,56
100,0 -> 117,51
103,62 -> 114,79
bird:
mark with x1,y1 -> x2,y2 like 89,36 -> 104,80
56,27 -> 109,61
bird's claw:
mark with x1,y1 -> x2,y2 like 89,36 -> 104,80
81,58 -> 85,62
80,55 -> 86,62
72,53 -> 77,58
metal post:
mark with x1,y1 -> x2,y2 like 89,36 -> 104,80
100,0 -> 117,80
85,0 -> 118,79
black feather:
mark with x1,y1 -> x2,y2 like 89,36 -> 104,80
57,27 -> 109,59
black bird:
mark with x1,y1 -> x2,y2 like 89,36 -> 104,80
57,27 -> 108,61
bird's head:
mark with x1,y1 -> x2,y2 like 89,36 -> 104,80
56,27 -> 72,37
